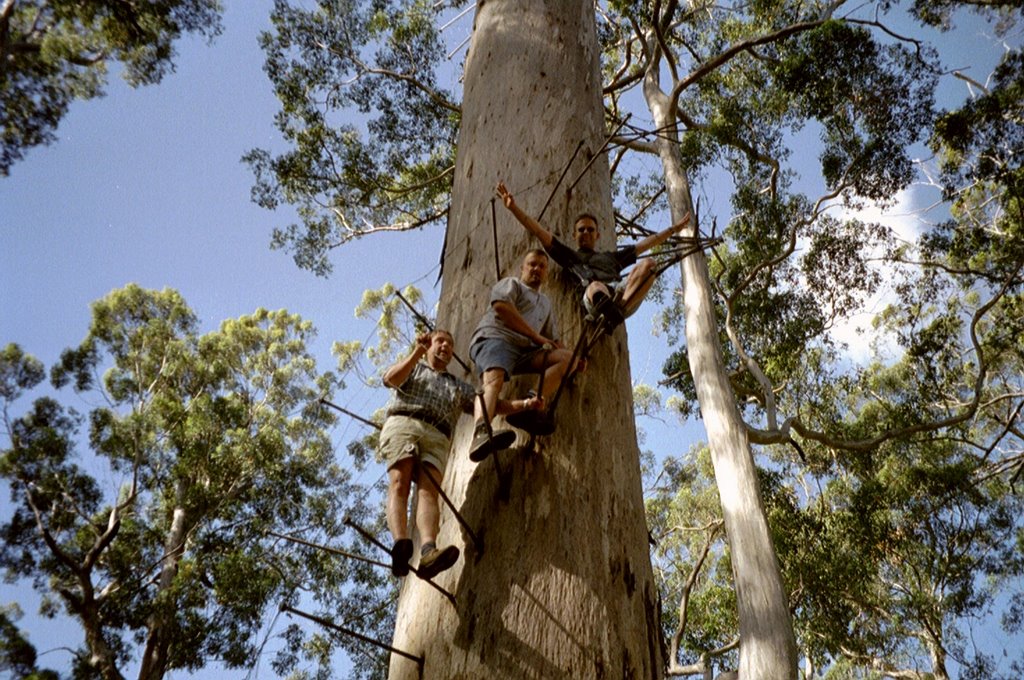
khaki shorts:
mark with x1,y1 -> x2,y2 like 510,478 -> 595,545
379,415 -> 451,473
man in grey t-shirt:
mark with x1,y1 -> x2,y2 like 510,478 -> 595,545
467,249 -> 576,461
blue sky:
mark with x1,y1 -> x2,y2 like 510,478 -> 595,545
1,1 -> 1021,677
0,2 -> 438,675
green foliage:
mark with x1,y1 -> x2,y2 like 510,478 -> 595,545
0,344 -> 45,402
0,604 -> 59,680
0,0 -> 223,175
646,447 -> 738,666
928,49 -> 1024,288
245,0 -> 458,276
0,285 -> 392,679
774,20 -> 937,203
249,0 -> 1024,676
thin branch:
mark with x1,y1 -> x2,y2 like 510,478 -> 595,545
668,19 -> 828,109
345,51 -> 460,114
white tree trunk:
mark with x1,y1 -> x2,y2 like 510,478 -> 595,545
140,483 -> 189,680
388,1 -> 663,678
644,74 -> 798,679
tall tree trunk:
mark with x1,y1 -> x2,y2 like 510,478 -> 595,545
139,481 -> 189,680
77,580 -> 126,680
388,1 -> 662,678
926,635 -> 950,680
644,66 -> 798,679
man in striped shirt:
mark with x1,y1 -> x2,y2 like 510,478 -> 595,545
381,330 -> 541,578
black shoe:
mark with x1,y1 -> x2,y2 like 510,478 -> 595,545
468,427 -> 517,462
391,538 -> 413,577
594,297 -> 624,329
418,545 -> 460,579
505,409 -> 556,436
590,290 -> 611,308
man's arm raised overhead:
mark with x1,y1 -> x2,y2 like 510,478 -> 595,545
497,181 -> 554,249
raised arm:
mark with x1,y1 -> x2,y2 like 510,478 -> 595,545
382,332 -> 431,388
496,182 -> 554,249
633,213 -> 691,256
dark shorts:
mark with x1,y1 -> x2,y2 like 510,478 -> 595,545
469,337 -> 543,379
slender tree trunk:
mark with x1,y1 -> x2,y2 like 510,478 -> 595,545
926,636 -> 950,680
77,580 -> 126,680
139,482 -> 189,680
388,1 -> 662,678
644,63 -> 798,680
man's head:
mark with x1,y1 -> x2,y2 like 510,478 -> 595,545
425,329 -> 454,369
573,213 -> 599,251
520,249 -> 550,290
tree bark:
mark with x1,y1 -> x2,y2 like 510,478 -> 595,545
643,63 -> 798,680
139,481 -> 190,680
388,1 -> 662,678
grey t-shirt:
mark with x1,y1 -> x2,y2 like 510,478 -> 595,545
470,277 -> 557,348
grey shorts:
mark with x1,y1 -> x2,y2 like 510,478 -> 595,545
379,415 -> 450,473
469,337 -> 543,380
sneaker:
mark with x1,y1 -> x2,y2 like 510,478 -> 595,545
592,295 -> 624,329
590,289 -> 611,308
602,303 -> 625,329
468,427 -> 517,462
418,545 -> 460,579
390,538 -> 413,577
506,409 -> 556,436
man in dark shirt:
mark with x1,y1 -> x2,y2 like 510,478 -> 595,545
381,330 -> 540,578
496,182 -> 690,322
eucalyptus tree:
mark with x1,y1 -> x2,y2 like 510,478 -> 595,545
639,3 -> 1024,675
248,0 -> 1022,678
0,0 -> 224,175
0,286 -> 384,680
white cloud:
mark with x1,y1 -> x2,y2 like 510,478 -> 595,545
820,184 -> 941,366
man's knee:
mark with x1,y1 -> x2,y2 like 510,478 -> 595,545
481,368 -> 506,389
550,349 -> 573,370
389,473 -> 412,498
631,259 -> 655,283
388,458 -> 414,490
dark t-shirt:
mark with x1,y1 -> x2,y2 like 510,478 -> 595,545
546,237 -> 637,285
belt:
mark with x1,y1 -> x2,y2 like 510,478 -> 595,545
389,411 -> 451,438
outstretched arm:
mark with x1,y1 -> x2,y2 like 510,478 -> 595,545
496,182 -> 554,249
633,213 -> 691,255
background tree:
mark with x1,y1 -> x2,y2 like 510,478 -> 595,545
249,0 -> 1023,677
0,285 -> 388,680
0,0 -> 223,175
244,0 -> 458,276
0,603 -> 59,679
